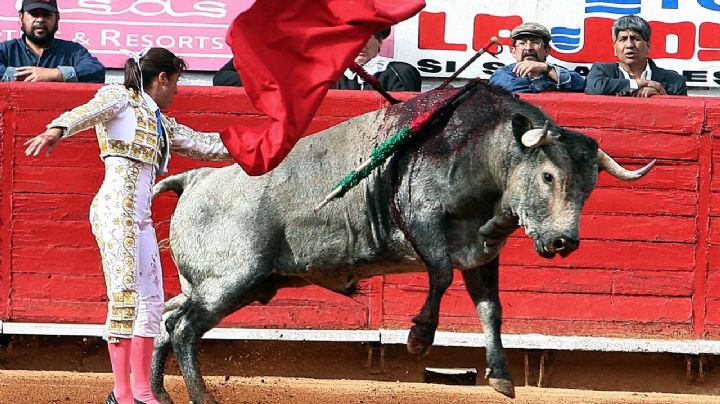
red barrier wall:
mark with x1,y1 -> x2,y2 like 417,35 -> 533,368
1,82 -> 719,340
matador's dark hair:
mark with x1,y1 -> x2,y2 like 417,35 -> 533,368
123,47 -> 187,92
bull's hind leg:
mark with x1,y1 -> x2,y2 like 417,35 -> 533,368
401,214 -> 454,357
151,294 -> 188,404
461,257 -> 515,398
169,271 -> 275,404
407,259 -> 453,357
151,322 -> 174,404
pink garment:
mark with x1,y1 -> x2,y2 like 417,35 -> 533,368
108,339 -> 133,404
131,336 -> 160,404
100,158 -> 164,404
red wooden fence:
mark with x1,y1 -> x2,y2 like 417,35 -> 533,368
1,82 -> 719,342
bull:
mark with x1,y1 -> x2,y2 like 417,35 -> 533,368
150,83 -> 653,403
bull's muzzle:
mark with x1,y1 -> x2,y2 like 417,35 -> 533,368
537,237 -> 579,258
551,237 -> 579,257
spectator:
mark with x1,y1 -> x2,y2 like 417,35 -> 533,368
585,15 -> 686,97
213,28 -> 422,91
332,28 -> 421,91
213,59 -> 242,86
490,22 -> 585,93
0,0 -> 105,83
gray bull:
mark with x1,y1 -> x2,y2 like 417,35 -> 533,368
150,83 -> 653,403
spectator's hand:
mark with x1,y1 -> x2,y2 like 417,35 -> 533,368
636,79 -> 667,95
24,128 -> 63,157
513,61 -> 549,79
14,66 -> 63,82
634,87 -> 661,98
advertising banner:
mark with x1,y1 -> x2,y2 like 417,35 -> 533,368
394,0 -> 720,88
3,0 -> 719,87
0,0 -> 253,71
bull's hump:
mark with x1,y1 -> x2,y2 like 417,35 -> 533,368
388,88 -> 460,124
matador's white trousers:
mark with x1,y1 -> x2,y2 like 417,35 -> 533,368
90,156 -> 164,342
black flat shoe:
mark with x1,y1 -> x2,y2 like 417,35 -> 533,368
105,392 -> 119,404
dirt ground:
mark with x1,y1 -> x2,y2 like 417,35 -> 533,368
1,336 -> 719,403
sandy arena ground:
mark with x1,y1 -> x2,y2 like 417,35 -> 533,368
2,371 -> 720,404
1,336 -> 719,403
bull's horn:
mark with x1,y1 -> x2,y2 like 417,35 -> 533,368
597,149 -> 656,181
521,120 -> 552,148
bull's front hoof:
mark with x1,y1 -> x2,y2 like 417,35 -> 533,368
406,327 -> 432,358
488,378 -> 515,399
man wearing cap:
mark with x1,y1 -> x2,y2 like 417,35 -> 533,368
585,15 -> 686,97
0,0 -> 105,83
489,22 -> 584,93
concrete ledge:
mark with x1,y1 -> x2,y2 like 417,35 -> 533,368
2,322 -> 104,337
3,322 -> 720,354
380,330 -> 720,354
203,328 -> 381,342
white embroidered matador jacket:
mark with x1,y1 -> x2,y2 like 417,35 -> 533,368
48,83 -> 231,173
46,83 -> 231,339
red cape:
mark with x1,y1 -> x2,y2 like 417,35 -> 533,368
221,0 -> 425,176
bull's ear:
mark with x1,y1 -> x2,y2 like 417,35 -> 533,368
511,113 -> 533,148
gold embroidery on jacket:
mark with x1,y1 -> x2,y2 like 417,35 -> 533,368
49,83 -> 231,168
166,117 -> 231,161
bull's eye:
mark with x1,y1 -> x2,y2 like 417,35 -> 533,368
542,172 -> 554,184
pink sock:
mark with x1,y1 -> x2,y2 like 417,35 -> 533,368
107,338 -> 134,404
131,336 -> 160,404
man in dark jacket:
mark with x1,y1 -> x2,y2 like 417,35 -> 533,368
0,0 -> 105,83
213,59 -> 242,86
585,15 -> 686,97
214,28 -> 422,91
331,28 -> 421,91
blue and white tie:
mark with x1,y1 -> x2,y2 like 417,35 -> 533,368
155,109 -> 163,137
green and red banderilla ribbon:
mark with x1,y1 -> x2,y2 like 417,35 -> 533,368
314,37 -> 500,211
314,77 -> 483,211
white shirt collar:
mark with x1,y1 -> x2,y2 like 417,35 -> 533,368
141,91 -> 160,113
618,61 -> 652,81
343,55 -> 394,82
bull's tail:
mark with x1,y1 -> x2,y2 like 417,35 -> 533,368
152,167 -> 214,198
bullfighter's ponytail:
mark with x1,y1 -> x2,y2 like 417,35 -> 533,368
123,47 -> 187,93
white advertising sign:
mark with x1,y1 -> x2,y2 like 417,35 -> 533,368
394,0 -> 720,87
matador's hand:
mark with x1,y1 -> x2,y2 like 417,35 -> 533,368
24,128 -> 63,157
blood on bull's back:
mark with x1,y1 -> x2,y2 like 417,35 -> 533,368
150,82 -> 654,403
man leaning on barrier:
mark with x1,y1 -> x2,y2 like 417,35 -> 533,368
585,15 -> 686,97
489,22 -> 585,93
0,0 -> 105,83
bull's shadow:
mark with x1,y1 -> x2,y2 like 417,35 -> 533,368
150,82 -> 653,404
